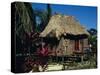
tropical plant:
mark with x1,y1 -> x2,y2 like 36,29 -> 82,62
15,2 -> 36,54
88,28 -> 97,52
15,2 -> 36,36
34,4 -> 52,32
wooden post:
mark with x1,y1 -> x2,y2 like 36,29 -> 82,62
50,55 -> 52,63
81,55 -> 84,63
81,39 -> 84,63
62,56 -> 64,63
82,39 -> 84,53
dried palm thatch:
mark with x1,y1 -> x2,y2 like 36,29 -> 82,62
40,14 -> 89,39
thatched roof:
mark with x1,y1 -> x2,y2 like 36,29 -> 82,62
40,14 -> 89,39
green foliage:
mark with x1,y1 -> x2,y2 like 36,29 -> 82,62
34,4 -> 52,31
15,3 -> 52,54
88,28 -> 97,52
15,2 -> 36,54
15,2 -> 36,36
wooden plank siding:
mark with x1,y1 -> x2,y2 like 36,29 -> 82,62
47,38 -> 89,56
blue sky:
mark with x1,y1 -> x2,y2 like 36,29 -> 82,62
32,3 -> 97,29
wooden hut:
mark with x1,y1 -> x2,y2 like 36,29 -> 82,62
39,14 -> 90,57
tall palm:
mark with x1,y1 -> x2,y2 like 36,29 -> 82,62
15,2 -> 36,36
47,4 -> 51,23
34,4 -> 52,32
15,2 -> 36,54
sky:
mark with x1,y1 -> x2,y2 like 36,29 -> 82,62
32,3 -> 97,30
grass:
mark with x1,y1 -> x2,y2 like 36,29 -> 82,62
46,55 -> 97,71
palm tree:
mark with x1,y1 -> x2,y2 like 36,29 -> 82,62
47,4 -> 52,23
15,2 -> 36,54
88,28 -> 97,53
15,2 -> 36,35
34,4 -> 52,32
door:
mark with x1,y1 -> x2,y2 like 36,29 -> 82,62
75,40 -> 79,51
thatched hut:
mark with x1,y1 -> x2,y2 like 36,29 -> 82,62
40,14 -> 90,56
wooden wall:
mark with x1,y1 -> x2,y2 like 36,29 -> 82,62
48,37 -> 89,56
